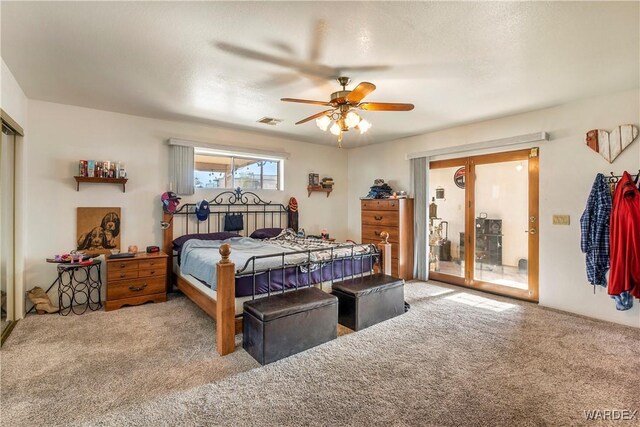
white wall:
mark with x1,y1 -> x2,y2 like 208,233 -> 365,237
1,58 -> 27,126
22,100 -> 348,314
347,88 -> 640,328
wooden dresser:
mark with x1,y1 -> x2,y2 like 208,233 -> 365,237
105,252 -> 168,311
361,198 -> 414,280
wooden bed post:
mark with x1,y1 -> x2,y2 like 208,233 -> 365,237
216,243 -> 236,356
162,211 -> 174,293
377,231 -> 392,276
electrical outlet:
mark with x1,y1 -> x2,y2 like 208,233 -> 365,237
552,215 -> 570,225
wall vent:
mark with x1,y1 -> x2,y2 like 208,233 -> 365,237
257,117 -> 283,126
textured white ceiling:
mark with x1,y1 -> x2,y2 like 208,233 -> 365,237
1,1 -> 638,147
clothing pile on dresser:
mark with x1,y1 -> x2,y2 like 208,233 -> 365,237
580,171 -> 640,311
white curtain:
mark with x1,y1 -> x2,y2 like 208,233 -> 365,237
169,144 -> 195,195
411,157 -> 429,280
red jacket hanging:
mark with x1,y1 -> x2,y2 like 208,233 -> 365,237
608,171 -> 640,298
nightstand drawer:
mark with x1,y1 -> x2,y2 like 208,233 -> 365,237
138,259 -> 166,270
111,261 -> 138,272
108,269 -> 139,282
138,267 -> 164,278
107,277 -> 165,300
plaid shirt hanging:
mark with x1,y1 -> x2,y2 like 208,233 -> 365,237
580,173 -> 612,287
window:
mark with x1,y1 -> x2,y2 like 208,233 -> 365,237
194,152 -> 283,190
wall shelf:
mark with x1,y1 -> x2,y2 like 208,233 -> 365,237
307,185 -> 332,197
74,176 -> 128,192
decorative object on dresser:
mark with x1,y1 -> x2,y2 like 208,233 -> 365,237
361,198 -> 414,279
105,252 -> 168,311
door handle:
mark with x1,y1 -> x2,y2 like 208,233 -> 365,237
525,228 -> 537,235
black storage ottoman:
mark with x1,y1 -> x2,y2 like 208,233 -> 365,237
331,274 -> 404,331
243,287 -> 338,365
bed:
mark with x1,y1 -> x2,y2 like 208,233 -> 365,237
161,188 -> 392,355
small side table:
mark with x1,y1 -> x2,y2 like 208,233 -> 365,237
54,260 -> 103,315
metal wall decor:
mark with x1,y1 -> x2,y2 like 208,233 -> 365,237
454,167 -> 465,189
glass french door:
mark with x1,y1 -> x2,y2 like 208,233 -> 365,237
428,148 -> 539,301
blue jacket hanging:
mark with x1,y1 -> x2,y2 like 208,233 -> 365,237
580,173 -> 612,287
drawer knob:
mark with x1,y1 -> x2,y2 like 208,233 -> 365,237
150,270 -> 155,275
374,230 -> 380,236
120,264 -> 126,268
128,284 -> 147,292
374,215 -> 383,220
120,273 -> 126,278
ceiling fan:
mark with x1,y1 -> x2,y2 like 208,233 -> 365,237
281,77 -> 414,147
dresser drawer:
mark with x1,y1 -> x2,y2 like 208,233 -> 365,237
111,261 -> 138,272
107,269 -> 139,282
107,277 -> 166,300
139,267 -> 165,278
362,225 -> 399,243
361,199 -> 399,211
138,259 -> 166,270
362,239 -> 400,260
362,210 -> 399,226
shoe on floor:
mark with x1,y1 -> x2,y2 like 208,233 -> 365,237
26,287 -> 59,314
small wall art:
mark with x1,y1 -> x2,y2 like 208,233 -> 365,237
585,124 -> 638,163
77,207 -> 121,253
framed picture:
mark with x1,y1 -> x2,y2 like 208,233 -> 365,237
308,173 -> 320,186
77,207 -> 121,253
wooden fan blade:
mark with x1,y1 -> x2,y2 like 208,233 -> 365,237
281,98 -> 333,106
359,102 -> 414,111
295,109 -> 335,125
346,82 -> 376,104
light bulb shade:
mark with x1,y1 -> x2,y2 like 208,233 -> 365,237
358,119 -> 372,134
345,111 -> 361,128
316,115 -> 331,131
330,122 -> 341,136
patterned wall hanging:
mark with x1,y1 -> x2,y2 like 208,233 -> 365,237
585,124 -> 638,163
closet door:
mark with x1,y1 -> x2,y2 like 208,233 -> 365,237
1,124 -> 16,336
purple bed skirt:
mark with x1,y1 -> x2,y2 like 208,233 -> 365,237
188,257 -> 375,297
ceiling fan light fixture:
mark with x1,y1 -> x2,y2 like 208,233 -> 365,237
329,122 -> 341,136
358,119 -> 372,134
345,111 -> 361,128
316,115 -> 331,131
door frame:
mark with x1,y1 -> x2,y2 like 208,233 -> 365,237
429,148 -> 539,302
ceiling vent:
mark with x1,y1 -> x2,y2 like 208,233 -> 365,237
257,117 -> 283,126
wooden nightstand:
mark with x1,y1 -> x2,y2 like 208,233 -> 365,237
105,252 -> 168,311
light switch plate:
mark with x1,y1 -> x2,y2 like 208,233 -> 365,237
553,215 -> 570,225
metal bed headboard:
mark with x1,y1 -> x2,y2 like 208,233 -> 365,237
171,188 -> 289,237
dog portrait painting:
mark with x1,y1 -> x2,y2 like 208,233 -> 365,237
77,207 -> 121,253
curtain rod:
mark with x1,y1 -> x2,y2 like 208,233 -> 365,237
405,132 -> 549,160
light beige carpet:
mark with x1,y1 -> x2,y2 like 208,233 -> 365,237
1,282 -> 638,426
